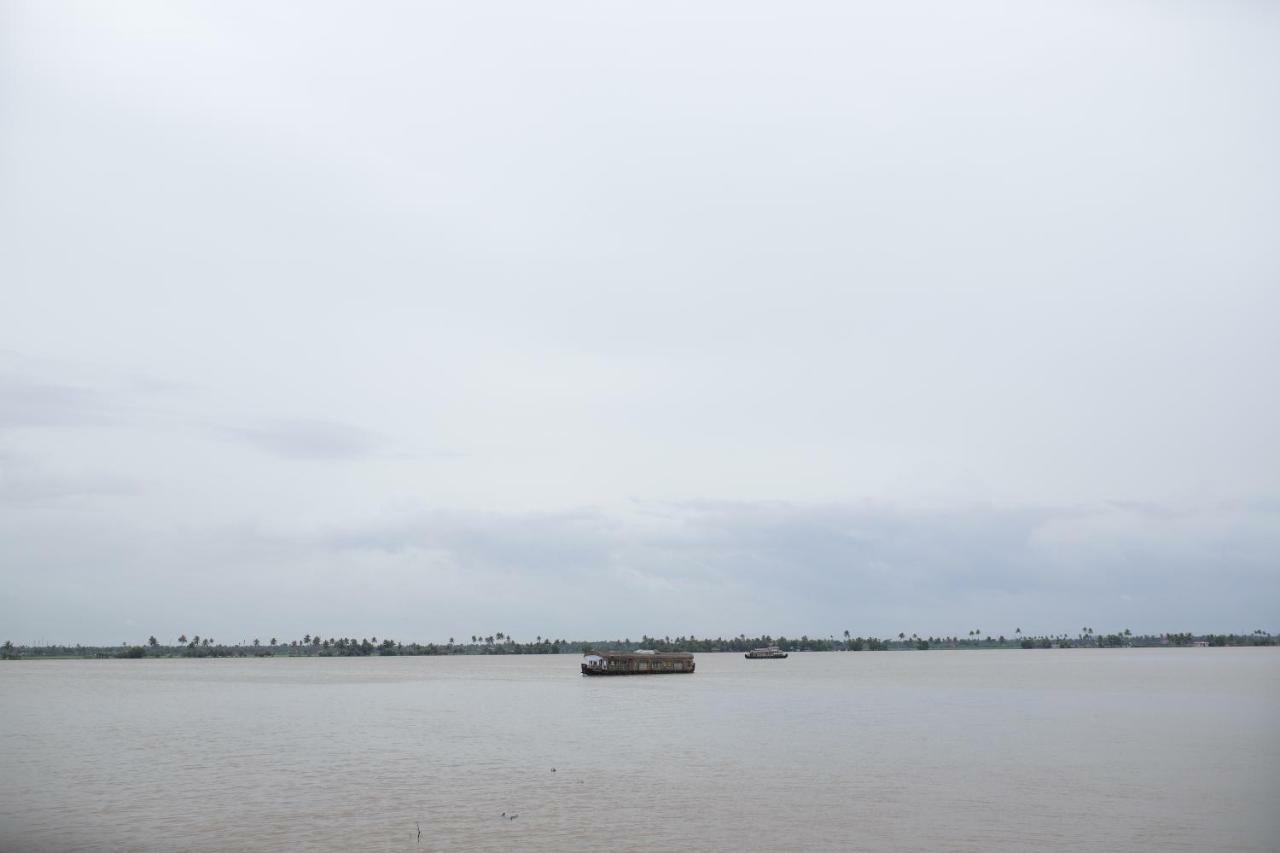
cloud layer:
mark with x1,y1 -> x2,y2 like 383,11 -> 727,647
1,1 -> 1277,643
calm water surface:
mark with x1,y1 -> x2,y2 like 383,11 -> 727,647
1,650 -> 1277,852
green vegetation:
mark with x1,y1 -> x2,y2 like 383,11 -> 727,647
1,628 -> 1274,660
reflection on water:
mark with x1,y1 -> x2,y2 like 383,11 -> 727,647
1,649 -> 1277,852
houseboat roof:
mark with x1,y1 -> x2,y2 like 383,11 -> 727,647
586,650 -> 694,660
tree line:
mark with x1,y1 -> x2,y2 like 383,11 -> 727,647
1,628 -> 1274,660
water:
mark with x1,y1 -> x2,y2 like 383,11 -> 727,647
1,649 -> 1277,852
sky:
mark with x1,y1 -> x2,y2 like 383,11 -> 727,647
1,0 -> 1277,645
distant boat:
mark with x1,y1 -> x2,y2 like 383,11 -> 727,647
745,646 -> 788,659
581,650 -> 695,675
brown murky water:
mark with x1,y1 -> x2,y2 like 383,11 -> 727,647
1,649 -> 1277,852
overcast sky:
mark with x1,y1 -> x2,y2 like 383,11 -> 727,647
1,0 -> 1277,645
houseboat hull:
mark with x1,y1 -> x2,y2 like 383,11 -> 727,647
744,653 -> 788,659
580,664 -> 694,675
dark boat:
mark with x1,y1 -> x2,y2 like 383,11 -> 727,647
745,646 -> 788,659
581,650 -> 695,675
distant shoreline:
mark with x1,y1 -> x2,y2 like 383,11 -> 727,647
4,630 -> 1275,660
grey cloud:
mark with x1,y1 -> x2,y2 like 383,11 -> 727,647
310,499 -> 1280,638
0,450 -> 139,505
220,418 -> 385,460
1,496 -> 1275,644
324,508 -> 617,574
0,358 -> 196,431
0,360 -> 390,460
0,376 -> 115,429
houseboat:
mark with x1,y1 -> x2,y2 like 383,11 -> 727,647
745,646 -> 788,659
581,650 -> 695,675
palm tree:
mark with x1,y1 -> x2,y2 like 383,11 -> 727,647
269,637 -> 277,646
148,635 -> 158,647
178,634 -> 187,644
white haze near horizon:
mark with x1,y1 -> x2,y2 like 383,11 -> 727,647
1,0 -> 1277,646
